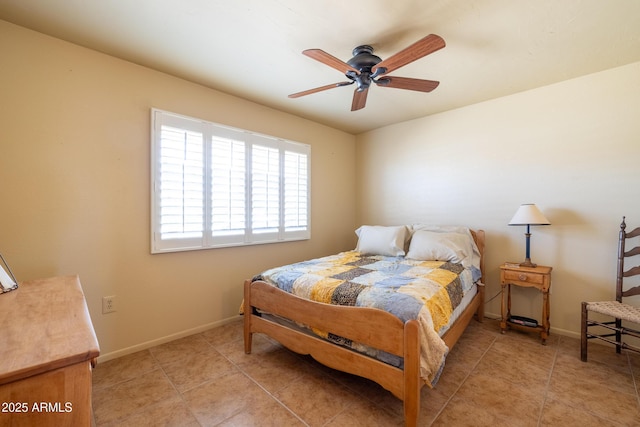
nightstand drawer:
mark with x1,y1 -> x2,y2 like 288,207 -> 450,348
503,270 -> 545,285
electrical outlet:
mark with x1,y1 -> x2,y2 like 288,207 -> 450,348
102,296 -> 117,314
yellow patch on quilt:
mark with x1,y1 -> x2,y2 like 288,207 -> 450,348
418,260 -> 445,269
311,327 -> 329,339
310,278 -> 343,304
309,277 -> 343,338
426,268 -> 457,285
338,251 -> 361,264
314,265 -> 353,279
425,287 -> 453,332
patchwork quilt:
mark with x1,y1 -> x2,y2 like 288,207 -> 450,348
253,250 -> 478,386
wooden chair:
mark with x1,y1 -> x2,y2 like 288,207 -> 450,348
581,217 -> 640,361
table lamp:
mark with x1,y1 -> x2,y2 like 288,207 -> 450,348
509,204 -> 550,268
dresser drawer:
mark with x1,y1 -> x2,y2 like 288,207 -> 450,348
503,270 -> 545,285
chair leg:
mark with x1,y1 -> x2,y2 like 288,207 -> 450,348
581,302 -> 588,362
615,318 -> 622,354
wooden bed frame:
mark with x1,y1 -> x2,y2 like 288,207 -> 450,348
243,230 -> 485,427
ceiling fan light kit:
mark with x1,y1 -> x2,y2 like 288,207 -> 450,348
289,34 -> 445,111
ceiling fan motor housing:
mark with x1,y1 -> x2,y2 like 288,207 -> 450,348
346,45 -> 383,91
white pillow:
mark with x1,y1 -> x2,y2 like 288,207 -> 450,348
406,230 -> 470,263
355,225 -> 408,256
408,225 -> 481,270
409,224 -> 472,235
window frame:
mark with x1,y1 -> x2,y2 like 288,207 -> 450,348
151,109 -> 310,254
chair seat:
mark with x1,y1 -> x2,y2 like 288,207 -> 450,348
587,300 -> 640,324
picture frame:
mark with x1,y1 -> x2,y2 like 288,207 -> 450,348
0,253 -> 18,293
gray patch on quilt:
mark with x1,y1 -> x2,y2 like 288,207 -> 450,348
331,281 -> 365,306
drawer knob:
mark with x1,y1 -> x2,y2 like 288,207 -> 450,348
518,274 -> 527,281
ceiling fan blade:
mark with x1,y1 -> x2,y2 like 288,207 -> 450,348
288,81 -> 354,98
375,76 -> 440,92
303,49 -> 361,75
351,88 -> 368,111
372,34 -> 445,76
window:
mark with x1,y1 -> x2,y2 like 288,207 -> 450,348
151,109 -> 310,253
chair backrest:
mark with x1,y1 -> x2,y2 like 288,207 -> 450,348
617,216 -> 640,301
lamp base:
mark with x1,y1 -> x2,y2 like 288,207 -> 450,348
519,259 -> 537,268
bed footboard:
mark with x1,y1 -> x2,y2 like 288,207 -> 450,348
244,279 -> 422,426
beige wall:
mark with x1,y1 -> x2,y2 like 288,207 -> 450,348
356,60 -> 640,337
0,21 -> 357,360
3,16 -> 639,359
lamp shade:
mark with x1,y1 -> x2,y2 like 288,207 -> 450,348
508,204 -> 550,226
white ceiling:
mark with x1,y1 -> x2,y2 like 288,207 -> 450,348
1,0 -> 639,134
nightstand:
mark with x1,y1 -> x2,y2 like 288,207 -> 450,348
500,263 -> 553,344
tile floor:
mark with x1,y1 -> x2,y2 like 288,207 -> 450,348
92,317 -> 640,426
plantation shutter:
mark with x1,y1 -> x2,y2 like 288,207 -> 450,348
251,144 -> 280,237
283,150 -> 309,232
153,124 -> 205,251
151,109 -> 310,253
211,136 -> 246,239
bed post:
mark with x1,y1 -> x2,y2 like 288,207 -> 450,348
243,279 -> 253,354
403,319 -> 421,427
473,229 -> 486,322
476,283 -> 485,321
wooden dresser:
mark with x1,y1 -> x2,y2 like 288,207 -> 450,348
0,275 -> 100,426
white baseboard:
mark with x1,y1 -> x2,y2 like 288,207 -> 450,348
98,312 -> 582,364
484,311 -> 580,340
96,315 -> 243,363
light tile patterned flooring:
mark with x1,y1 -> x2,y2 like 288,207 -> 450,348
92,317 -> 640,426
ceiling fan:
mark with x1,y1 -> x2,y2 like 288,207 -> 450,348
289,34 -> 445,111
